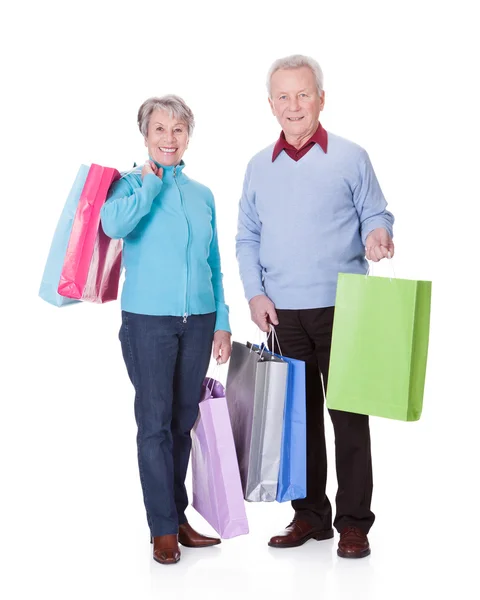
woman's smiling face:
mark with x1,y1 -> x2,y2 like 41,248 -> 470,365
145,109 -> 189,166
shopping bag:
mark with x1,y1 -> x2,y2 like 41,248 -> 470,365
226,341 -> 288,501
57,164 -> 122,303
249,342 -> 307,503
39,165 -> 89,306
275,353 -> 306,502
326,273 -> 432,421
191,378 -> 249,538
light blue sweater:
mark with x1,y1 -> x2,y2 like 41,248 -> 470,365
236,133 -> 394,308
101,162 -> 230,332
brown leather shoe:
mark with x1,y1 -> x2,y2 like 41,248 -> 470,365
178,522 -> 221,548
152,534 -> 181,565
337,526 -> 371,558
268,519 -> 334,548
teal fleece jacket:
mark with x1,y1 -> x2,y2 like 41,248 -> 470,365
100,161 -> 230,332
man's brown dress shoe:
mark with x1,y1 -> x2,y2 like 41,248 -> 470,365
178,522 -> 221,548
152,534 -> 181,565
268,519 -> 334,548
337,526 -> 371,558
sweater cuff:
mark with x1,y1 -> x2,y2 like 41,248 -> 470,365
245,284 -> 266,304
214,302 -> 231,333
142,173 -> 163,196
241,270 -> 265,303
361,219 -> 394,246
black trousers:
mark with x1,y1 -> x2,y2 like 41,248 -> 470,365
275,307 -> 375,534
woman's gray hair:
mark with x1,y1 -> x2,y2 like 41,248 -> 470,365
137,94 -> 195,137
266,55 -> 324,97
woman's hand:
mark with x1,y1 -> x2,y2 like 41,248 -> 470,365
141,160 -> 163,181
213,331 -> 232,365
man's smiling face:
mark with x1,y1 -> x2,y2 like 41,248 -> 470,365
269,66 -> 324,143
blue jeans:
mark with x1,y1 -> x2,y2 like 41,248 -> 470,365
119,311 -> 215,536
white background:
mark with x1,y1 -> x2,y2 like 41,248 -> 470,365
1,1 -> 479,598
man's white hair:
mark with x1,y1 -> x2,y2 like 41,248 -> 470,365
266,55 -> 324,98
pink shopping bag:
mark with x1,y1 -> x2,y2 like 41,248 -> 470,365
191,379 -> 249,539
57,164 -> 121,303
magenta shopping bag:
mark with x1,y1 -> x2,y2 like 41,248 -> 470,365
191,379 -> 249,539
57,164 -> 122,303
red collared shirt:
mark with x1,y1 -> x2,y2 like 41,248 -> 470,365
272,122 -> 328,162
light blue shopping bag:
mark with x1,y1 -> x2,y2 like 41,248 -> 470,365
39,165 -> 89,306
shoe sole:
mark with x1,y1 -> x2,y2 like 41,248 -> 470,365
151,536 -> 221,549
153,556 -> 181,565
178,540 -> 221,548
268,529 -> 334,548
337,547 -> 371,559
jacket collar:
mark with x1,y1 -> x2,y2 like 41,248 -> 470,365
148,157 -> 186,182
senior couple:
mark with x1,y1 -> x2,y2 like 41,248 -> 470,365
101,54 -> 394,565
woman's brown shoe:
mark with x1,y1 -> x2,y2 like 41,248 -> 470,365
152,534 -> 181,565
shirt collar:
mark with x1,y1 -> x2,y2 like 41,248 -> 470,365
272,122 -> 328,161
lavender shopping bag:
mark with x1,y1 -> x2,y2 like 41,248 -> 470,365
191,378 -> 249,539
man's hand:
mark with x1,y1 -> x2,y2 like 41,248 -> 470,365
365,228 -> 394,262
141,160 -> 163,181
249,294 -> 279,333
213,330 -> 232,365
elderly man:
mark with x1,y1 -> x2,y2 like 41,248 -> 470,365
236,55 -> 394,559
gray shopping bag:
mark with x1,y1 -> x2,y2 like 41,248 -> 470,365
226,341 -> 288,501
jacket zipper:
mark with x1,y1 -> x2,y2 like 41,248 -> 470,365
174,165 -> 190,323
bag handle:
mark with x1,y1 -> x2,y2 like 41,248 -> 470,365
205,360 -> 222,394
248,326 -> 265,354
268,325 -> 284,357
258,325 -> 284,361
366,252 -> 396,281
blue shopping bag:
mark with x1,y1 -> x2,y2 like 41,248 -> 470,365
275,353 -> 306,502
39,165 -> 89,306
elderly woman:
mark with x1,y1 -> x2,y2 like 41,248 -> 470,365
101,95 -> 232,565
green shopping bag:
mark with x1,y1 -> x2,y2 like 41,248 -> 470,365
326,273 -> 432,421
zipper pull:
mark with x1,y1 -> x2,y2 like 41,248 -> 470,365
173,166 -> 177,177
183,313 -> 187,323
